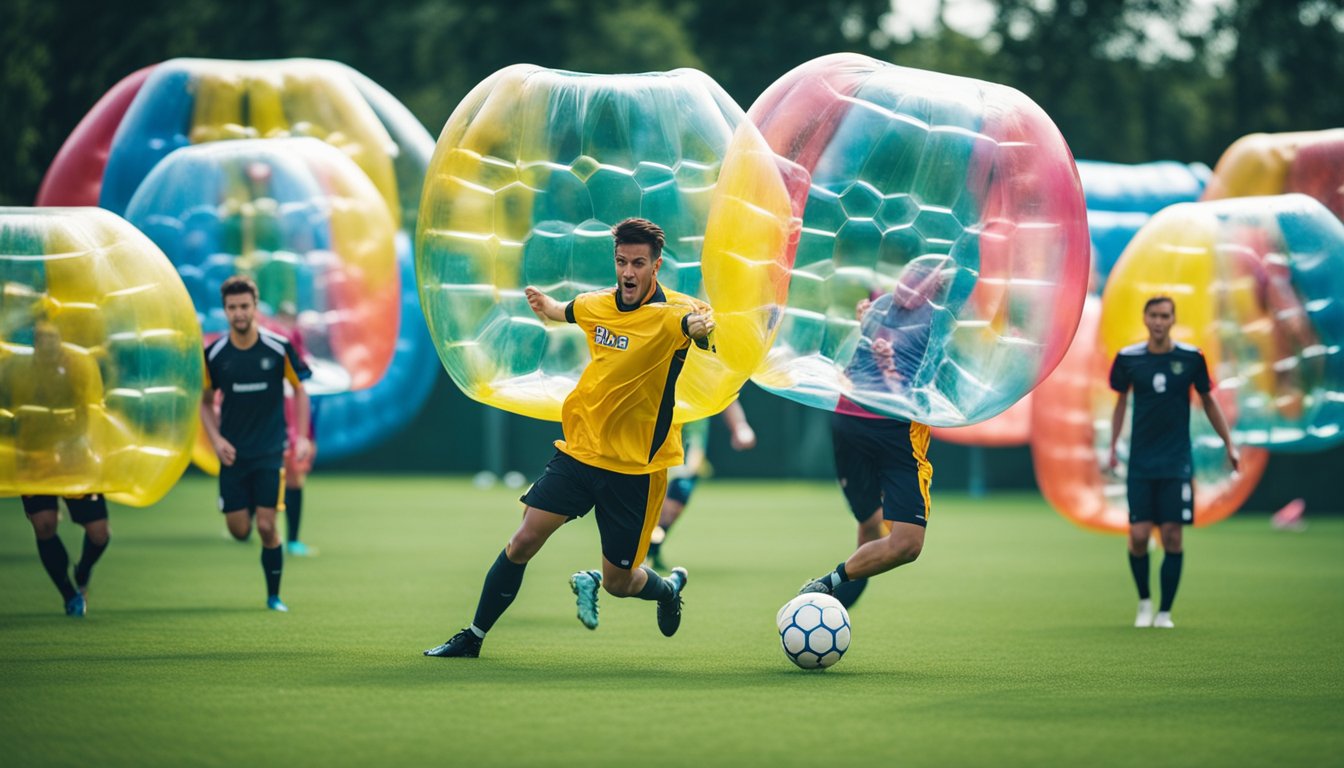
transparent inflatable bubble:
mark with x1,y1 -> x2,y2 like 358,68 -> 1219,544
37,57 -> 442,464
745,54 -> 1090,426
0,208 -> 202,506
416,64 -> 794,421
1102,195 -> 1344,452
124,138 -> 400,395
1033,298 -> 1269,533
1203,129 -> 1344,207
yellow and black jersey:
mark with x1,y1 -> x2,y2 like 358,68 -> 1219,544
557,283 -> 708,474
204,328 -> 311,459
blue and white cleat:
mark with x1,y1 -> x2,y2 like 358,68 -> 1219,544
65,593 -> 86,618
570,570 -> 602,630
267,596 -> 289,613
286,541 -> 315,557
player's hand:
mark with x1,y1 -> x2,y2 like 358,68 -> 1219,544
685,312 -> 715,340
731,424 -> 756,451
855,298 -> 872,322
1107,445 -> 1119,472
524,286 -> 555,319
1226,444 -> 1241,472
871,337 -> 894,358
214,436 -> 237,467
294,436 -> 313,464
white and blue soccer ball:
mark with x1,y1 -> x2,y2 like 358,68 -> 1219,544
777,593 -> 851,669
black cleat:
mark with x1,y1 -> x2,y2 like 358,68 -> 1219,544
424,628 -> 483,658
656,567 -> 688,637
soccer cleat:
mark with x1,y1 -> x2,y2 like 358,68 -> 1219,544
424,628 -> 483,658
65,593 -> 86,618
570,570 -> 602,630
267,596 -> 289,612
286,541 -> 315,557
798,574 -> 835,596
1134,599 -> 1155,627
1153,611 -> 1175,629
656,567 -> 688,637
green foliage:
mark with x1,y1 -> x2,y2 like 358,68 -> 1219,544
1,476 -> 1342,766
4,1 -> 1341,201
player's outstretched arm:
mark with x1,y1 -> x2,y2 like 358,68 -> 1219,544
1108,390 -> 1128,471
721,399 -> 756,451
1199,391 -> 1241,471
524,286 -> 567,322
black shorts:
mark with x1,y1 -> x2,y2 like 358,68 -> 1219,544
520,451 -> 666,570
21,494 -> 109,524
218,454 -> 285,513
1127,476 -> 1193,525
666,476 -> 697,506
831,412 -> 932,527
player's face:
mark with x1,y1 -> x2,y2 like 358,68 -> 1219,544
32,323 -> 61,362
1144,300 -> 1175,343
224,292 -> 257,335
615,243 -> 660,305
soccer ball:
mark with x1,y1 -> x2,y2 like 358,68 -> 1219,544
777,593 -> 851,669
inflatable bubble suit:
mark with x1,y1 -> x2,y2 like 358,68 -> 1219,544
744,53 -> 1091,427
1076,160 -> 1210,284
124,138 -> 400,395
1032,297 -> 1268,533
1103,195 -> 1344,451
0,208 -> 202,506
417,64 -> 796,421
35,58 -> 441,463
1203,129 -> 1344,209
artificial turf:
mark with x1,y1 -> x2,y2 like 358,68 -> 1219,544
1,474 -> 1340,767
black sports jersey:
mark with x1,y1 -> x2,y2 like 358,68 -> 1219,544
1109,341 -> 1211,479
204,329 -> 311,459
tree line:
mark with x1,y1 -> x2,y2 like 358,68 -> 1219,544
3,0 -> 1341,205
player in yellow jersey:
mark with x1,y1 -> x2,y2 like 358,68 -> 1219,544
425,218 -> 715,659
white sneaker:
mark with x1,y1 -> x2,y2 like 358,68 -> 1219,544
1134,599 -> 1155,627
1153,611 -> 1175,629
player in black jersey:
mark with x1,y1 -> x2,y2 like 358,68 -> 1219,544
201,276 -> 312,612
1108,296 -> 1239,629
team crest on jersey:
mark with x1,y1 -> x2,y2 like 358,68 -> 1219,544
1170,360 -> 1184,375
261,357 -> 275,371
594,326 -> 629,350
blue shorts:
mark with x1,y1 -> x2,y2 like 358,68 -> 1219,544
21,494 -> 109,524
520,451 -> 666,570
218,454 -> 284,513
1127,476 -> 1193,525
831,412 -> 932,527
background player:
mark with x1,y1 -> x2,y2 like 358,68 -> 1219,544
1108,295 -> 1239,629
424,218 -> 714,658
201,276 -> 312,612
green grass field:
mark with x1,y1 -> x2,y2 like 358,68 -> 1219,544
2,474 -> 1341,767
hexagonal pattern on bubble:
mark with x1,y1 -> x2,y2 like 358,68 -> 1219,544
416,65 -> 796,422
746,53 -> 1090,427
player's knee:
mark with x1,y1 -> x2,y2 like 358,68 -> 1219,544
29,518 -> 58,539
255,517 -> 277,540
602,571 -> 638,597
882,534 -> 922,566
506,533 -> 544,562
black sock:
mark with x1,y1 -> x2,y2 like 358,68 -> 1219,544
635,566 -> 673,601
285,488 -> 303,543
833,577 -> 868,608
74,533 -> 109,588
1129,553 -> 1151,600
261,545 -> 284,597
471,549 -> 527,634
824,562 -> 850,590
647,539 -> 662,558
36,536 -> 78,601
1159,552 -> 1183,612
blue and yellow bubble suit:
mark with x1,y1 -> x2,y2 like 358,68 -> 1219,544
744,53 -> 1091,426
124,138 -> 400,395
0,208 -> 201,505
417,65 -> 796,421
1103,195 -> 1344,452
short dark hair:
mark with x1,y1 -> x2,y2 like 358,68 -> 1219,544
612,218 -> 665,259
221,275 -> 258,304
1143,295 -> 1175,314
